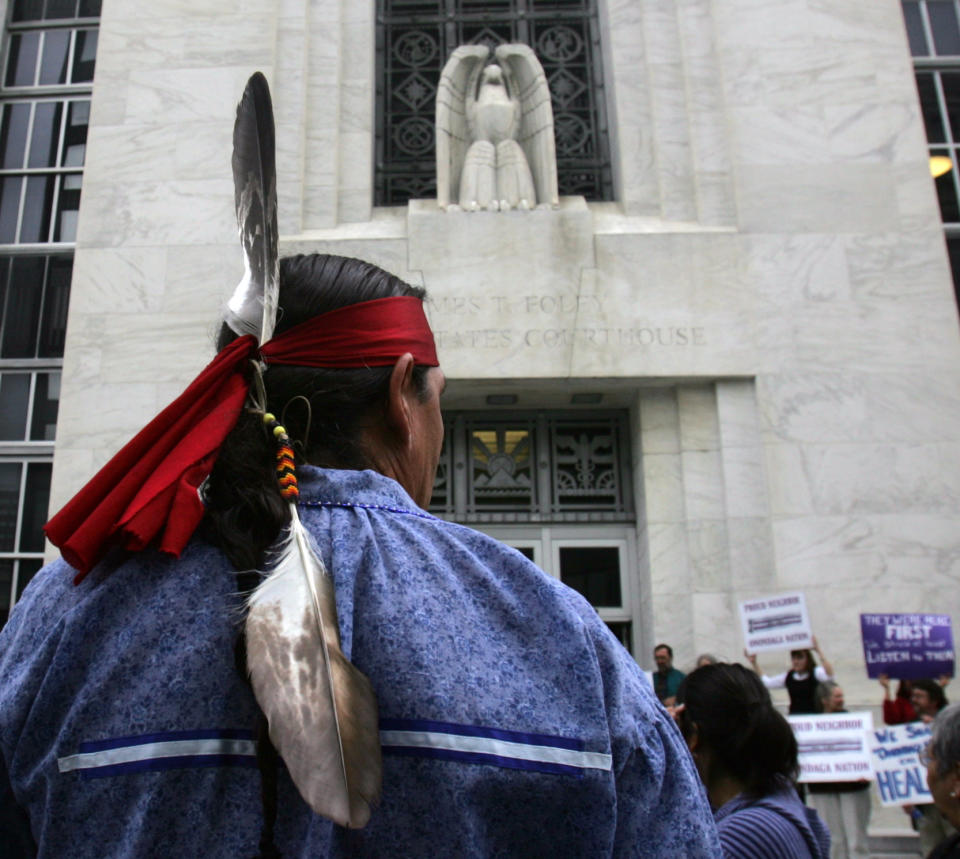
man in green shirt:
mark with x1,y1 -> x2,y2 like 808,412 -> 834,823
653,643 -> 686,706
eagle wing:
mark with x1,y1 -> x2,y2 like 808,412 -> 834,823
436,45 -> 489,208
495,44 -> 558,208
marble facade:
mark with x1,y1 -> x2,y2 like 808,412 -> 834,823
53,0 -> 960,766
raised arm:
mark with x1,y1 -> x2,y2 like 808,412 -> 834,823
812,636 -> 834,678
879,673 -> 891,700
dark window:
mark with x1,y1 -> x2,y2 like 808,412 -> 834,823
12,0 -> 101,22
376,0 -> 613,204
0,255 -> 73,358
558,545 -> 621,606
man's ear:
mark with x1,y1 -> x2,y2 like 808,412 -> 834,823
386,353 -> 417,446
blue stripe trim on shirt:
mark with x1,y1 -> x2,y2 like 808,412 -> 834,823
378,719 -> 612,776
383,745 -> 585,777
379,717 -> 583,750
78,728 -> 254,754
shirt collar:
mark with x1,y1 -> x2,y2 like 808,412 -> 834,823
296,465 -> 425,513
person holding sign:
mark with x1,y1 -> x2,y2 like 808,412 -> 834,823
924,703 -> 960,858
807,682 -> 871,859
745,637 -> 835,715
675,663 -> 831,858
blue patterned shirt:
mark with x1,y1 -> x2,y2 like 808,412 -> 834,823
0,466 -> 720,857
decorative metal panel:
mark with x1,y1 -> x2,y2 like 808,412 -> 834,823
430,410 -> 632,522
376,0 -> 613,205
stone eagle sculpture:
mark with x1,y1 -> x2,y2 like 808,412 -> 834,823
436,43 -> 558,211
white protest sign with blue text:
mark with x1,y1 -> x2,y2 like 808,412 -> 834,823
739,591 -> 812,654
788,712 -> 874,783
869,721 -> 932,807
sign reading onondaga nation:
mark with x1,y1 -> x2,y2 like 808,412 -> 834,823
860,613 -> 954,679
870,721 -> 933,807
739,591 -> 812,654
788,713 -> 874,784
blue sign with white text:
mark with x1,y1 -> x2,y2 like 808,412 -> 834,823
860,613 -> 954,679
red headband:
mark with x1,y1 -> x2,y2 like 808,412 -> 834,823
45,296 -> 438,580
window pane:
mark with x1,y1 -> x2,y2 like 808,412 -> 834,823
1,258 -> 43,357
917,73 -> 946,142
20,174 -> 55,243
20,462 -> 51,552
0,559 -> 11,626
5,33 -> 40,87
605,621 -> 631,653
935,153 -> 960,221
470,426 -> 534,509
558,546 -> 621,607
63,100 -> 89,167
79,0 -> 102,16
16,557 -> 43,600
46,0 -> 79,21
903,1 -> 930,56
0,177 -> 23,243
0,463 -> 23,551
947,236 -> 960,312
0,374 -> 31,440
28,101 -> 64,168
72,30 -> 97,83
930,1 -> 960,55
943,73 -> 960,139
38,255 -> 71,357
30,372 -> 59,441
12,1 -> 46,23
54,173 -> 81,242
0,103 -> 31,169
38,29 -> 70,85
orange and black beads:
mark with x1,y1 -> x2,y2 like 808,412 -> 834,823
263,413 -> 299,501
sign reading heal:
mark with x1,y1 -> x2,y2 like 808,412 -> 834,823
788,712 -> 874,784
739,591 -> 812,654
860,614 -> 954,679
870,721 -> 933,806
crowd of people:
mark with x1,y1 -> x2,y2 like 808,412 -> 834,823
649,639 -> 956,858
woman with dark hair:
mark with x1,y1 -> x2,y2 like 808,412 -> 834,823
0,254 -> 721,857
746,637 -> 835,715
676,663 -> 830,858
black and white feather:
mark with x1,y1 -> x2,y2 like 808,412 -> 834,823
224,71 -> 280,343
227,72 -> 382,828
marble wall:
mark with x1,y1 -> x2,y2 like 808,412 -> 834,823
52,0 -> 960,739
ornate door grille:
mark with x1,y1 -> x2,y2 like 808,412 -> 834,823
430,410 -> 633,523
375,0 -> 613,205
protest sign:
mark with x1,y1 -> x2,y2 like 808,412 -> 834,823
739,591 -> 812,654
788,712 -> 874,784
869,721 -> 932,807
860,614 -> 954,679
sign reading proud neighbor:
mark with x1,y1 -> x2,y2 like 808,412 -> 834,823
870,721 -> 933,806
860,614 -> 954,679
739,591 -> 812,654
788,712 -> 874,784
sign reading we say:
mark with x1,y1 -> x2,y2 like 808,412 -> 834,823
870,721 -> 933,807
860,614 -> 954,679
739,591 -> 813,654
